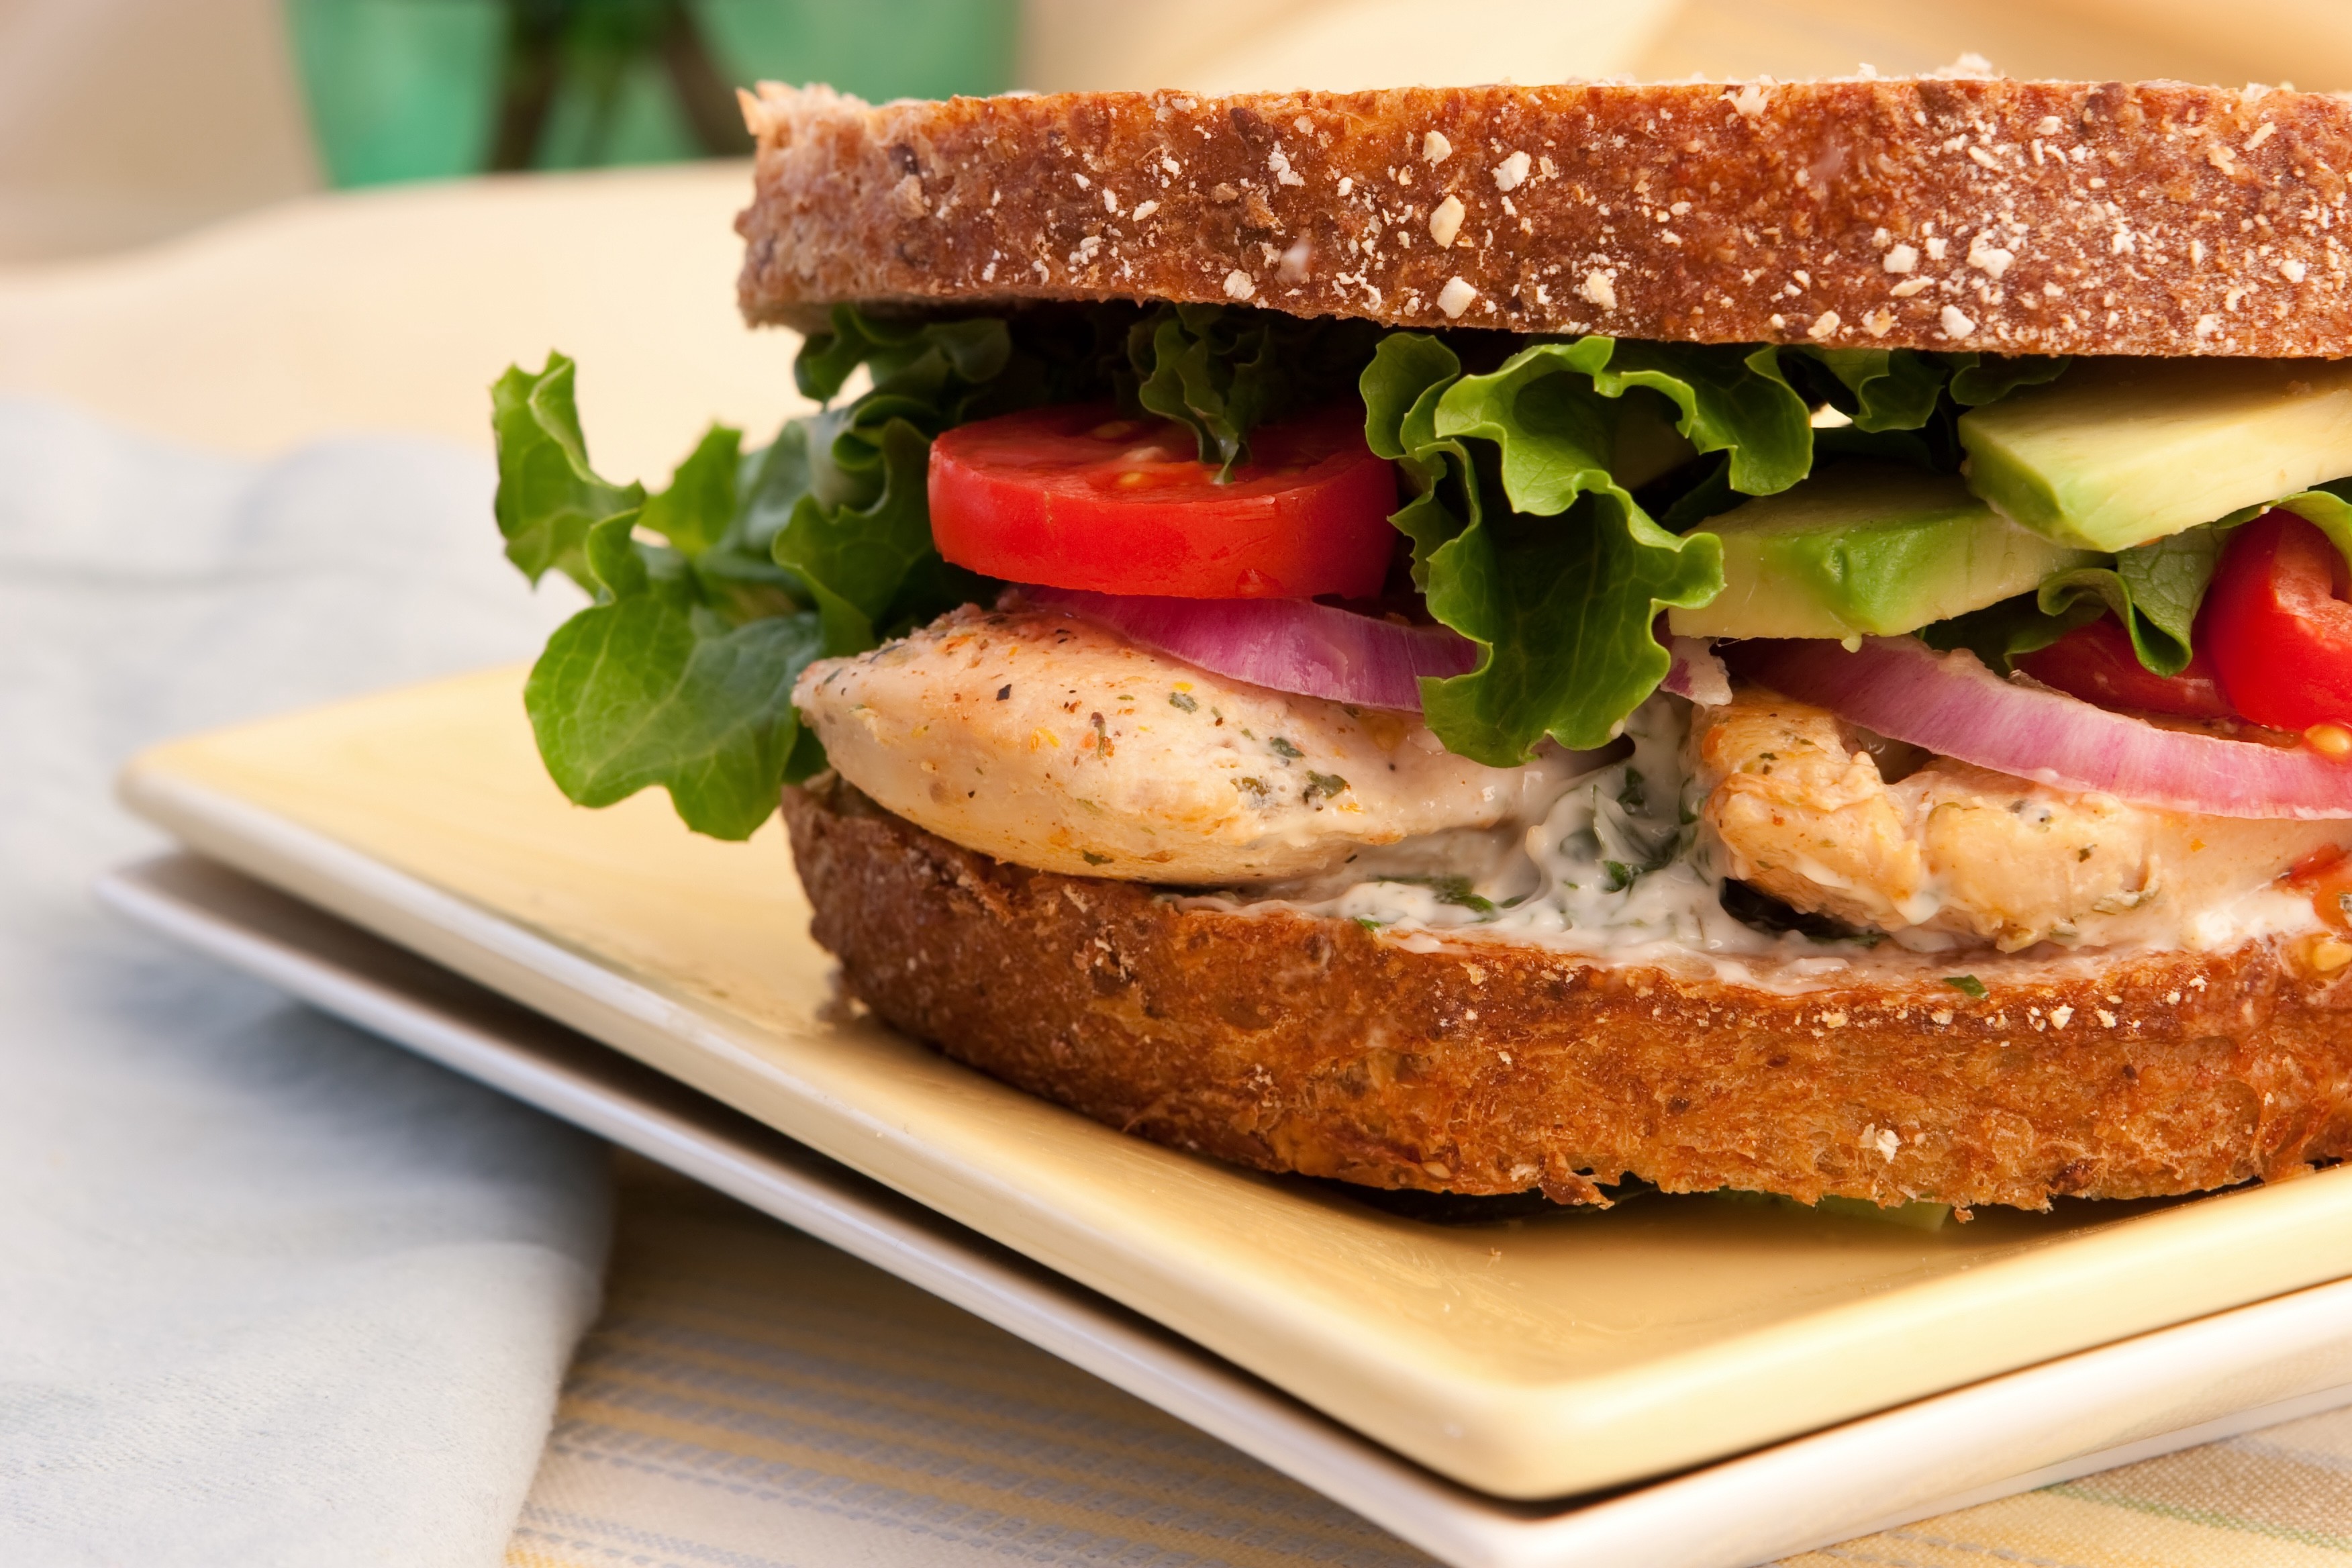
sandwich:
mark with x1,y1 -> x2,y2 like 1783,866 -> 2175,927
493,71 -> 2352,1215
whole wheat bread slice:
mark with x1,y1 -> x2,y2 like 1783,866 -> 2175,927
785,775 -> 2352,1212
737,77 -> 2352,357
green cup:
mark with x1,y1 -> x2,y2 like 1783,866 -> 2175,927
285,0 -> 1020,187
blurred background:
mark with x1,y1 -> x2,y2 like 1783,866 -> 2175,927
0,0 -> 2345,479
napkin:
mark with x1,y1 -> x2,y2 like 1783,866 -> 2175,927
0,396 -> 608,1567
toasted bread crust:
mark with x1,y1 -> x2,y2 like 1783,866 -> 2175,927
737,79 -> 2352,358
783,775 -> 2352,1210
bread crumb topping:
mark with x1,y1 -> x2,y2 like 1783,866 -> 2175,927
1428,195 -> 1465,248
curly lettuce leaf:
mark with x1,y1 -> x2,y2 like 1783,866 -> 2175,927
1783,347 -> 1947,433
781,312 -> 1015,651
503,313 -> 2084,836
1121,303 -> 1379,477
1924,481 -> 2349,677
524,596 -> 826,840
1363,334 -> 1729,761
491,354 -> 645,589
1783,348 -> 2071,475
2279,483 -> 2352,560
1363,333 -> 1481,583
491,357 -> 814,840
1926,522 -> 2236,679
496,322 -> 1017,838
1947,352 -> 2071,407
499,304 -> 1363,840
775,418 -> 969,654
1783,347 -> 2070,430
2032,525 -> 2235,675
793,305 -> 1014,407
1449,338 -> 1812,498
1918,591 -> 2101,673
496,397 -> 823,838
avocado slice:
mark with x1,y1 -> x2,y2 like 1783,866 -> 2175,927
1959,358 -> 2352,551
1667,463 -> 2097,640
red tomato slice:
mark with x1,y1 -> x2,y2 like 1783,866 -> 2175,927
928,401 -> 1400,599
2012,615 -> 2236,719
2202,509 -> 2352,731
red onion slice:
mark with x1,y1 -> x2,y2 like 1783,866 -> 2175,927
1031,588 -> 1477,710
1736,636 -> 2352,820
1036,587 -> 1731,720
1662,637 -> 1731,706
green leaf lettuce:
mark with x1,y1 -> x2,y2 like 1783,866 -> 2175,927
495,325 -> 1015,840
1361,334 -> 1816,761
1924,481 -> 2352,676
1118,303 -> 1380,477
501,311 -> 2084,842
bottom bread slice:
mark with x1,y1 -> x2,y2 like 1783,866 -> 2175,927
782,776 -> 2352,1210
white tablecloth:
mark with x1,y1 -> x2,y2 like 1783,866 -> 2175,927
0,396 -> 607,1567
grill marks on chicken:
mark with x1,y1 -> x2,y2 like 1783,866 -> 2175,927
1692,689 -> 2350,951
792,605 -> 1571,883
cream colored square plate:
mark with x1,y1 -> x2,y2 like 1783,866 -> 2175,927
92,850 -> 2352,1568
117,667 -> 2352,1502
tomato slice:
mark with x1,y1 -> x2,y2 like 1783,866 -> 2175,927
2202,509 -> 2352,731
928,401 -> 1400,599
2012,615 -> 2236,719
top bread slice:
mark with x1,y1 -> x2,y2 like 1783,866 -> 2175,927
736,77 -> 2352,358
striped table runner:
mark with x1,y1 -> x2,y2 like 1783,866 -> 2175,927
508,1159 -> 2352,1568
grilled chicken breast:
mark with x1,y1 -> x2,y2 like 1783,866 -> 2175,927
793,603 -> 1575,882
1693,687 -> 2350,950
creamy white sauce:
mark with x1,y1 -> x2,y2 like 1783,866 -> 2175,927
2184,885 -> 2329,950
1184,693 -> 2331,992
